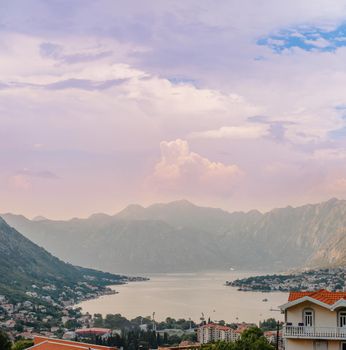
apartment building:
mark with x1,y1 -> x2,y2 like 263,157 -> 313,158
197,323 -> 239,344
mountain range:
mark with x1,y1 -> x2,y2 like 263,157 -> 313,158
2,198 -> 346,273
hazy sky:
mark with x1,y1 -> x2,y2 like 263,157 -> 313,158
2,0 -> 346,218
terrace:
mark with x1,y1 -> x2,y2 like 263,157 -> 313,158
284,325 -> 346,340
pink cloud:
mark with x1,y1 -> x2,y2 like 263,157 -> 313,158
149,139 -> 243,196
9,174 -> 32,190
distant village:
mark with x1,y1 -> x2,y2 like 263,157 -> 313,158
0,276 -> 147,341
227,267 -> 346,292
0,284 -> 113,340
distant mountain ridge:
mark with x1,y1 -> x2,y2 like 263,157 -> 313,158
2,198 -> 346,273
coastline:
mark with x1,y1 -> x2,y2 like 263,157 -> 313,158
76,271 -> 288,324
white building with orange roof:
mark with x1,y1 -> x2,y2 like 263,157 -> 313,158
280,289 -> 346,350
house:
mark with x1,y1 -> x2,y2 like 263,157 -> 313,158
27,336 -> 118,350
62,331 -> 76,340
4,319 -> 16,328
196,323 -> 239,344
75,327 -> 112,339
157,328 -> 185,337
263,330 -> 283,349
279,289 -> 346,350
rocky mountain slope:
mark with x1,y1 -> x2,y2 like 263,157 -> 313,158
3,198 -> 346,273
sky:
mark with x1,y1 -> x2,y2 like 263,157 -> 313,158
2,0 -> 346,218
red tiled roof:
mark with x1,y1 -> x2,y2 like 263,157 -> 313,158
32,336 -> 117,350
75,328 -> 111,335
288,289 -> 346,305
199,323 -> 232,331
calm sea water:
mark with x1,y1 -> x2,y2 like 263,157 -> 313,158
77,271 -> 288,324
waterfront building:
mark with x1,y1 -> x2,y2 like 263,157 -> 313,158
280,289 -> 346,350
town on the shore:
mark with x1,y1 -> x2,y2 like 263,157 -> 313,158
226,267 -> 346,292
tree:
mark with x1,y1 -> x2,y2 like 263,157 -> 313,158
259,319 -> 279,331
201,342 -> 234,350
168,335 -> 181,346
181,333 -> 197,342
14,322 -> 24,332
149,331 -> 158,349
93,313 -> 104,327
104,314 -> 131,329
65,319 -> 81,330
241,327 -> 264,342
0,330 -> 11,350
12,340 -> 34,350
163,332 -> 168,345
234,327 -> 274,350
156,332 -> 162,346
203,334 -> 274,350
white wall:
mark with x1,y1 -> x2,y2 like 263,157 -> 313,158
286,339 -> 342,350
286,339 -> 313,350
287,301 -> 338,327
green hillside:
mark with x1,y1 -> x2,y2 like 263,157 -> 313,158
0,217 -> 127,302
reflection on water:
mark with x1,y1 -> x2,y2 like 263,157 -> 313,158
77,270 -> 288,324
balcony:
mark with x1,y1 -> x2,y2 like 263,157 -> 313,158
284,326 -> 346,340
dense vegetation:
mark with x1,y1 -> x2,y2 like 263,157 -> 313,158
0,330 -> 12,350
92,314 -> 197,331
78,329 -> 195,350
201,328 -> 274,350
0,331 -> 34,350
12,339 -> 34,350
259,318 -> 281,331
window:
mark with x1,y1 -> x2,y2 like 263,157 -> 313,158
339,311 -> 346,327
303,309 -> 314,327
341,342 -> 346,350
314,340 -> 327,350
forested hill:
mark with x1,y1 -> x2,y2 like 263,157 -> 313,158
0,217 -> 127,302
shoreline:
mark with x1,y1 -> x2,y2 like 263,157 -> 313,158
76,271 -> 287,324
74,276 -> 150,306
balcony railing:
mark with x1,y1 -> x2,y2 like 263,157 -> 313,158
284,326 -> 346,340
